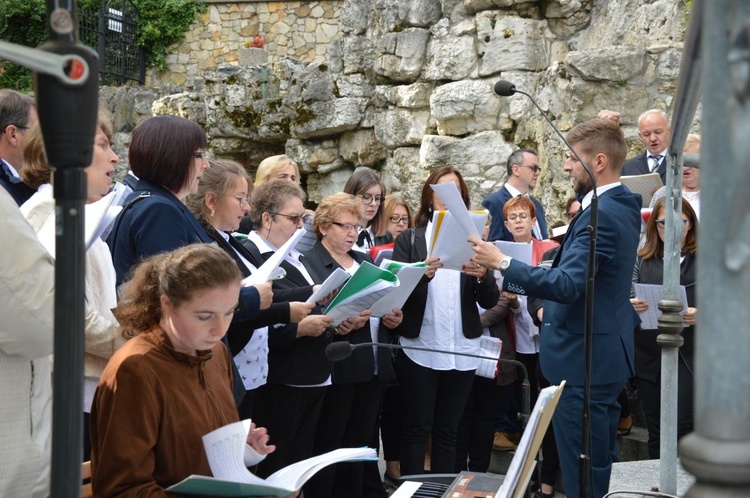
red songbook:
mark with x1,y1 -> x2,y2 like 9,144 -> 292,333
369,242 -> 394,265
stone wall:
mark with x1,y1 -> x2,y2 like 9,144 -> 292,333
107,0 -> 696,228
148,1 -> 344,86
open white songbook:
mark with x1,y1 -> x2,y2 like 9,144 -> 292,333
167,419 -> 377,497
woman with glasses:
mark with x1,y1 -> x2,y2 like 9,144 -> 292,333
238,179 -> 335,477
187,161 -> 314,419
630,197 -> 698,458
382,194 -> 413,240
343,166 -> 392,251
392,166 -> 499,476
302,193 -> 403,498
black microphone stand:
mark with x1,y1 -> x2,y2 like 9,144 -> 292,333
0,2 -> 98,496
495,81 -> 598,498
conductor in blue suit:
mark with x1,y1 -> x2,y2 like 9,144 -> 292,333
469,118 -> 641,498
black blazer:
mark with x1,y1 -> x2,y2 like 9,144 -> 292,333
622,151 -> 668,185
633,253 -> 696,382
302,241 -> 396,384
241,236 -> 333,386
392,226 -> 500,339
0,159 -> 35,206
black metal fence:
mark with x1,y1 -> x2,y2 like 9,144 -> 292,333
80,0 -> 145,85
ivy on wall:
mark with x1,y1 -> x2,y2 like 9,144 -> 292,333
0,0 -> 204,91
0,0 -> 48,91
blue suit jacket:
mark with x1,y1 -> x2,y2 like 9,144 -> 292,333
622,151 -> 667,184
482,185 -> 548,242
0,159 -> 35,206
501,185 -> 641,386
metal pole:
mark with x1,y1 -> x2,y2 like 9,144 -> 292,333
680,1 -> 750,496
656,0 -> 703,493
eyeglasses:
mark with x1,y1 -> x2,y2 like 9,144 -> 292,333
655,218 -> 689,228
231,195 -> 249,207
507,213 -> 531,221
389,215 -> 410,224
331,221 -> 363,233
358,193 -> 384,205
518,164 -> 542,173
274,212 -> 311,225
567,211 -> 578,221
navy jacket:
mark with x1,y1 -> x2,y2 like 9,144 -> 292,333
0,159 -> 35,206
501,185 -> 642,386
106,179 -> 260,321
482,185 -> 548,242
622,151 -> 668,185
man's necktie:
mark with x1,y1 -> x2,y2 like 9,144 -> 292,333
648,154 -> 663,173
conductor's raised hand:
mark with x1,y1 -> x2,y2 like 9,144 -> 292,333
468,235 -> 505,270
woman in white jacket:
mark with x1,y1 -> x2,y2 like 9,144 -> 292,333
0,185 -> 55,497
20,111 -> 124,460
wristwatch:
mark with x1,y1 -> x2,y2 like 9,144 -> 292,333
498,256 -> 513,276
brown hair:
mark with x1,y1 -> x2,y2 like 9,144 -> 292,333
380,194 -> 413,237
249,178 -> 306,227
187,159 -> 251,224
566,118 -> 628,172
21,110 -> 114,189
129,115 -> 207,193
502,196 -> 536,219
254,154 -> 300,186
638,197 -> 698,260
115,244 -> 242,338
414,166 -> 470,228
565,196 -> 580,215
312,192 -> 363,241
343,166 -> 387,232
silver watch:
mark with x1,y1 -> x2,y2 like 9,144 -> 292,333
498,256 -> 512,275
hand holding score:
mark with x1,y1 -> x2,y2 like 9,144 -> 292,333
423,256 -> 443,279
467,235 -> 506,270
246,422 -> 276,456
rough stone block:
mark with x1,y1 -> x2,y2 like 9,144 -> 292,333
477,14 -> 549,76
292,98 -> 368,139
374,28 -> 430,82
398,0 -> 442,27
565,46 -> 647,82
423,22 -> 476,81
340,129 -> 387,166
374,108 -> 431,148
430,80 -> 501,135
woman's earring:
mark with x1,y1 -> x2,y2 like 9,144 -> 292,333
210,210 -> 215,218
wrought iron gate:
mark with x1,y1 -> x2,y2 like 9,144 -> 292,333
80,0 -> 145,85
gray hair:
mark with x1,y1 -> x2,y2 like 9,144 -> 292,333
0,89 -> 35,132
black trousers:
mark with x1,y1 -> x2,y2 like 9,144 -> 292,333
397,353 -> 475,476
637,355 -> 694,459
455,375 -> 500,473
380,384 -> 403,463
252,384 -> 326,478
303,378 -> 385,498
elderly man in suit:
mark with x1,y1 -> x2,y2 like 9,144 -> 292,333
482,149 -> 548,242
469,118 -> 641,498
0,89 -> 37,206
622,109 -> 671,184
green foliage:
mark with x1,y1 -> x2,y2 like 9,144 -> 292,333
0,0 -> 203,90
0,0 -> 48,91
131,0 -> 205,71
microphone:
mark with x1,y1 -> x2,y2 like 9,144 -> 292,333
493,80 -> 517,97
493,80 -> 595,189
326,341 -> 531,426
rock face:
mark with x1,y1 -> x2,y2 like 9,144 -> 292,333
105,0 -> 693,227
